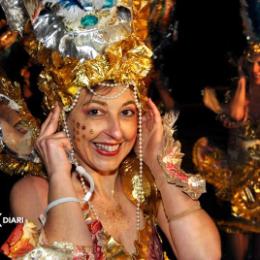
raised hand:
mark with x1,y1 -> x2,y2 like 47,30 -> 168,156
230,75 -> 248,122
203,87 -> 222,114
35,104 -> 72,178
135,98 -> 163,170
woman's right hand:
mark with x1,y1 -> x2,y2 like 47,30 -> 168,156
35,104 -> 72,179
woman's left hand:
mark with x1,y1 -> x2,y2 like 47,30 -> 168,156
135,98 -> 163,170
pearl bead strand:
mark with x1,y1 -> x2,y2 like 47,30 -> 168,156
133,85 -> 144,231
63,90 -> 81,112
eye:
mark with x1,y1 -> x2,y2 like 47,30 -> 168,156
121,108 -> 136,117
87,108 -> 104,116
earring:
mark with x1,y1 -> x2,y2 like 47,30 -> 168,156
89,129 -> 94,134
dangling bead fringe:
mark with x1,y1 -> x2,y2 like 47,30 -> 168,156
133,84 -> 144,231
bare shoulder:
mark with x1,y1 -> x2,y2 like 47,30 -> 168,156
10,176 -> 49,226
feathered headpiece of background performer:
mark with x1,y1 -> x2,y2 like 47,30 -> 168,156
240,0 -> 260,59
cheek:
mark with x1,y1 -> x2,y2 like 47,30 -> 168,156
71,121 -> 81,145
122,120 -> 138,142
72,121 -> 103,144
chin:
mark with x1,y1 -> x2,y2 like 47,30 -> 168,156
91,160 -> 122,175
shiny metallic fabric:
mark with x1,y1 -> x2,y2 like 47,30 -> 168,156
0,0 -> 28,34
23,0 -> 132,59
193,135 -> 260,233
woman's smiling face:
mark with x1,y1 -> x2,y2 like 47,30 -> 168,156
67,86 -> 138,174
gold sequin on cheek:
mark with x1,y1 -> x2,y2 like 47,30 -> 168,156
82,134 -> 86,139
72,124 -> 80,141
76,122 -> 81,128
82,125 -> 86,130
72,127 -> 76,137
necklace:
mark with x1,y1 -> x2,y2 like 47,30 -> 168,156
79,174 -> 141,235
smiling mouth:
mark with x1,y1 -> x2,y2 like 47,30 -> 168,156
94,143 -> 121,155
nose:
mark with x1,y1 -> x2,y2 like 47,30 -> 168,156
104,114 -> 123,140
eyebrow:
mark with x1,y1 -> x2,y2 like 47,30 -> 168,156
122,100 -> 136,107
83,100 -> 106,106
83,100 -> 136,107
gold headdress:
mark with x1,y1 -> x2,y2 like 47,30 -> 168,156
0,0 -> 153,111
25,34 -> 152,110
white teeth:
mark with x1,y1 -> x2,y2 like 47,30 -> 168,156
95,143 -> 119,152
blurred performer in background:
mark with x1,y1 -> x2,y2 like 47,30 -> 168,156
193,1 -> 260,259
148,0 -> 178,112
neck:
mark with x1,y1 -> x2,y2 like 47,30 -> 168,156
91,171 -> 119,198
75,161 -> 119,199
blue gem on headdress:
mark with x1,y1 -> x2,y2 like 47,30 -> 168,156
81,15 -> 99,27
103,0 -> 116,8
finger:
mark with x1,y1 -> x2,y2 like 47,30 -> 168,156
36,131 -> 70,150
242,107 -> 249,122
39,110 -> 54,134
50,132 -> 72,152
39,103 -> 60,134
40,104 -> 61,137
36,135 -> 73,173
238,76 -> 246,89
35,132 -> 72,160
147,98 -> 161,124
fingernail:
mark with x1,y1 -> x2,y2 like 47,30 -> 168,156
52,102 -> 59,111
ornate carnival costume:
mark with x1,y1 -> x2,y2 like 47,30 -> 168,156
0,1 -> 205,258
